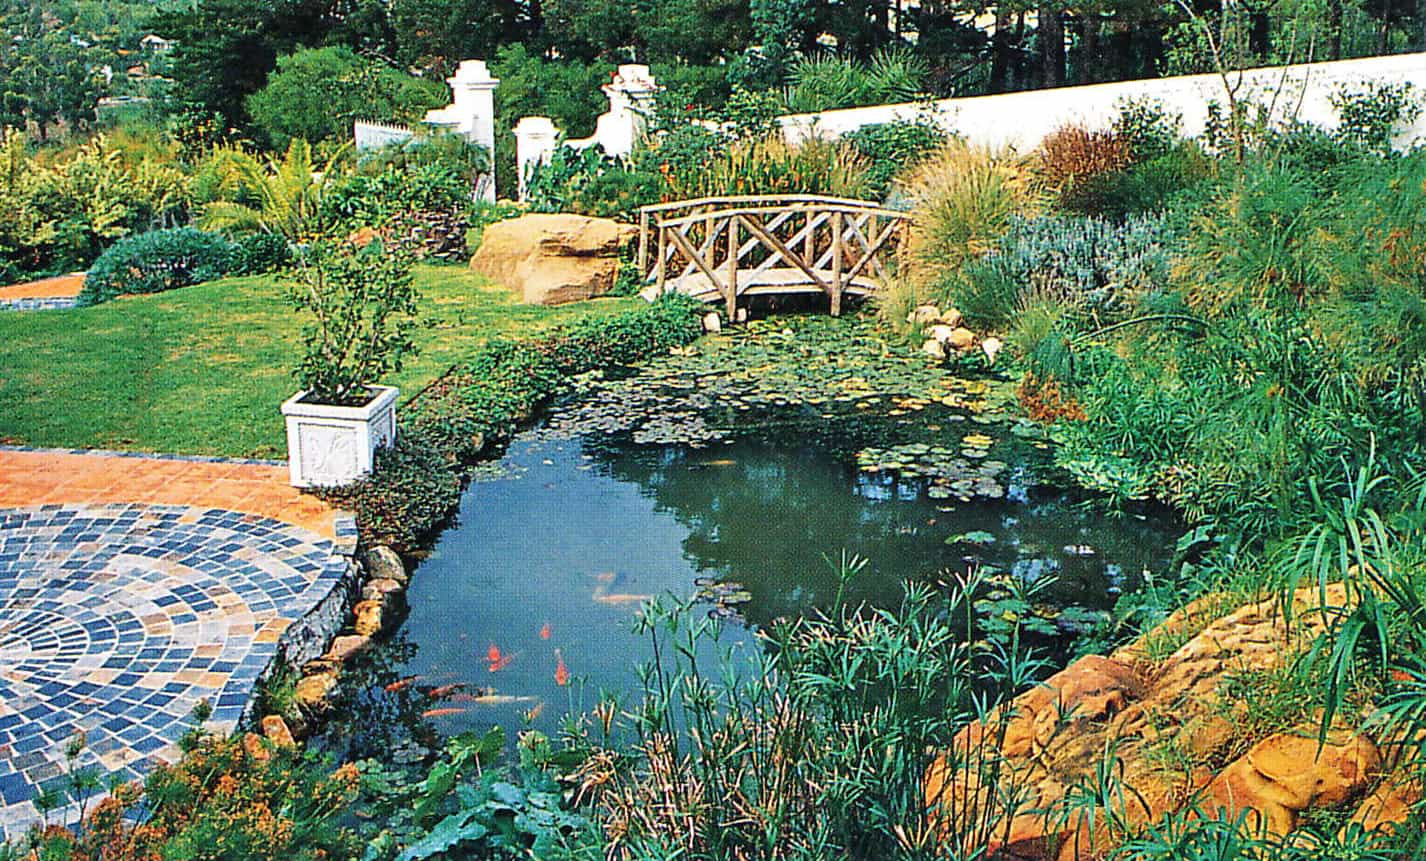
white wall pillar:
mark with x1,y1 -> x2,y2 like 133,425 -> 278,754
425,59 -> 501,201
594,64 -> 660,158
514,116 -> 560,201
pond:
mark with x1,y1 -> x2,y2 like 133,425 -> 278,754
321,316 -> 1179,752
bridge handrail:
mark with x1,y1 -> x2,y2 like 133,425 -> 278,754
638,194 -> 889,219
653,202 -> 911,231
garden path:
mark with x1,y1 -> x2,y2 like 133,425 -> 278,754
0,274 -> 84,311
0,449 -> 351,840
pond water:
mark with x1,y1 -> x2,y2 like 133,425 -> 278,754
393,429 -> 1176,740
318,317 -> 1181,754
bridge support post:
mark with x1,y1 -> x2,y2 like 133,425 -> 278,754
726,216 -> 739,321
831,211 -> 844,317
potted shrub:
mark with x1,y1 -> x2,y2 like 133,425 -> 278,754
281,240 -> 418,488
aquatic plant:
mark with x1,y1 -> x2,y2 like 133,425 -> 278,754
584,556 -> 1050,860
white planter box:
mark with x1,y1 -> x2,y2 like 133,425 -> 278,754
281,385 -> 399,488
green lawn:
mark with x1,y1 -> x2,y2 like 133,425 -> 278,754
0,265 -> 640,459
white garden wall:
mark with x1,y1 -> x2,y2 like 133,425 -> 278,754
779,52 -> 1426,151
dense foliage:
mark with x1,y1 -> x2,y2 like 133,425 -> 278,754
78,227 -> 234,305
246,46 -> 447,148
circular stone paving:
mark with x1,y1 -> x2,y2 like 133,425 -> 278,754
0,504 -> 344,839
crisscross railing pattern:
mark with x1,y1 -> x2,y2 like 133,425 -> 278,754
637,195 -> 911,317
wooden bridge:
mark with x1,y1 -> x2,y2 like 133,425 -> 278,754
636,195 -> 912,317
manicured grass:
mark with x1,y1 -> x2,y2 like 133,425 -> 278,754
0,265 -> 640,459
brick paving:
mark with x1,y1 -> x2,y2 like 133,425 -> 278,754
0,449 -> 351,839
0,449 -> 337,539
0,275 -> 84,311
0,274 -> 85,301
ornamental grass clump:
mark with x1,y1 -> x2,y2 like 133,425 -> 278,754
666,134 -> 874,201
900,141 -> 1043,275
286,240 -> 418,406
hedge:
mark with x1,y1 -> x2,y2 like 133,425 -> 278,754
79,228 -> 235,306
319,296 -> 704,554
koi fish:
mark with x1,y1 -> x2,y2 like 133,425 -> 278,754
523,702 -> 545,721
421,707 -> 467,718
486,643 -> 515,672
473,694 -> 541,705
383,676 -> 418,694
592,571 -> 652,605
554,649 -> 570,686
539,622 -> 551,640
426,684 -> 465,699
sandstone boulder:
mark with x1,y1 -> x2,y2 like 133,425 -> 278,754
908,305 -> 941,326
294,672 -> 338,711
353,599 -> 384,637
948,327 -> 977,350
324,634 -> 371,663
471,213 -> 638,306
1206,729 -> 1380,837
362,577 -> 405,603
261,715 -> 297,748
362,545 -> 407,586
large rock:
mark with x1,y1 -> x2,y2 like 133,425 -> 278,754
925,584 -> 1357,859
471,213 -> 638,306
1206,729 -> 1380,837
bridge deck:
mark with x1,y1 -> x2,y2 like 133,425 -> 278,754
640,267 -> 881,303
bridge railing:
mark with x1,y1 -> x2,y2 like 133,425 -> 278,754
637,195 -> 911,317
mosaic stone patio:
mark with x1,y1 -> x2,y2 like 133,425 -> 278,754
0,503 -> 348,839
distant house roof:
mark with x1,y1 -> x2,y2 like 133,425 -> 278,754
139,34 -> 171,50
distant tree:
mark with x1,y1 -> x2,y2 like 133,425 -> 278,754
247,46 -> 446,148
153,0 -> 336,130
390,0 -> 525,74
544,0 -> 752,63
0,5 -> 111,138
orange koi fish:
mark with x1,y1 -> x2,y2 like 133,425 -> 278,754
539,622 -> 551,640
383,676 -> 418,694
421,707 -> 467,718
427,684 -> 464,699
523,702 -> 545,721
554,649 -> 570,686
486,643 -> 514,672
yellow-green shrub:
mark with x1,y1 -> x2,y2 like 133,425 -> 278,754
666,134 -> 873,201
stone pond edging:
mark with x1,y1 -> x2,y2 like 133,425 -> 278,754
0,297 -> 79,312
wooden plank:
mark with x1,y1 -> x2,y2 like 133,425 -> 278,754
726,216 -> 738,319
656,225 -> 668,294
831,210 -> 844,316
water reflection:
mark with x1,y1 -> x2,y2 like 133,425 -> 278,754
373,432 -> 1176,741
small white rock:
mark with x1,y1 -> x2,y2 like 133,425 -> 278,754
909,305 -> 941,327
702,311 -> 722,334
981,336 -> 1004,364
940,307 -> 964,329
922,338 -> 947,360
929,324 -> 956,344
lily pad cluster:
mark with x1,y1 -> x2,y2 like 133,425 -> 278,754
541,315 -> 1022,454
694,577 -> 754,620
855,441 -> 1010,502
